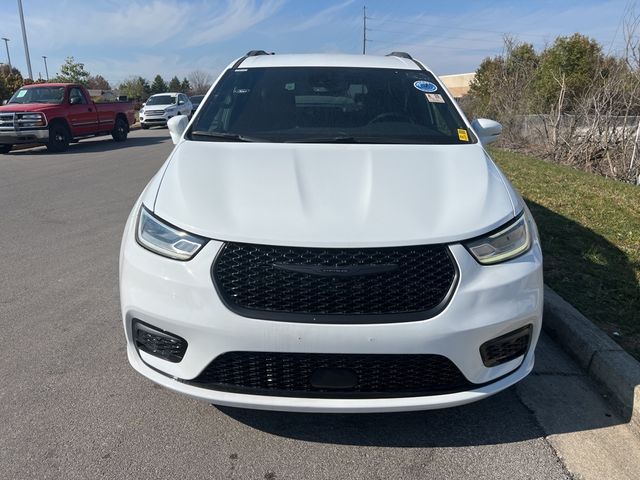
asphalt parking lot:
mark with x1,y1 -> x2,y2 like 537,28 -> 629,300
1,129 -> 639,480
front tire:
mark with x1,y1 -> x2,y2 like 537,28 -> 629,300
141,123 -> 149,130
46,123 -> 71,152
112,117 -> 129,142
0,144 -> 12,154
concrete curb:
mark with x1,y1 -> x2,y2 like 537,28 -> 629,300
543,285 -> 640,436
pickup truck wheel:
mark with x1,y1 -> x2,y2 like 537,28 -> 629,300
46,123 -> 70,152
141,123 -> 149,130
112,117 -> 128,142
0,144 -> 12,154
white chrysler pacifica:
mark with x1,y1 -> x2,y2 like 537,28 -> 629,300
120,51 -> 543,413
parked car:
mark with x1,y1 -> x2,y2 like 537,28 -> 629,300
139,93 -> 192,129
189,95 -> 204,115
120,51 -> 543,413
0,83 -> 135,153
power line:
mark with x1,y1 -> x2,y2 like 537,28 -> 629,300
367,38 -> 501,54
367,26 -> 506,47
367,16 -> 555,39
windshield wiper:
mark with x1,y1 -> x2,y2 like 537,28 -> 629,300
189,131 -> 267,142
284,136 -> 359,143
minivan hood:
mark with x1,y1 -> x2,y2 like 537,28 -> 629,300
152,141 -> 517,247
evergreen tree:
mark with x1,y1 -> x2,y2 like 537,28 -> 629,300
180,77 -> 191,94
150,74 -> 168,94
168,76 -> 181,92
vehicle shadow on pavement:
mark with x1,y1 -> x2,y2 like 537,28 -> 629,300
525,200 -> 640,359
6,132 -> 169,156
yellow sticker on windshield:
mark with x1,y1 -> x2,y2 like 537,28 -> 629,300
457,129 -> 469,142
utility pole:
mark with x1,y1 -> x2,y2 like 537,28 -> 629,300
42,55 -> 48,80
362,6 -> 367,55
1,37 -> 10,69
17,0 -> 33,79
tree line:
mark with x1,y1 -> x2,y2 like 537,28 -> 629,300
463,13 -> 640,184
0,56 -> 213,102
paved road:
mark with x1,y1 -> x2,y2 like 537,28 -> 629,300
1,129 -> 638,480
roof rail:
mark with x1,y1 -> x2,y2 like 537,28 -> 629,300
386,51 -> 413,59
246,50 -> 272,57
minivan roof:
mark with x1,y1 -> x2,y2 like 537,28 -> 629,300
238,53 -> 425,71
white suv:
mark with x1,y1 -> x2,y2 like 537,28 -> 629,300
120,51 -> 542,412
139,92 -> 192,129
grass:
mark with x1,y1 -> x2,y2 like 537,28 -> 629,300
490,148 -> 640,360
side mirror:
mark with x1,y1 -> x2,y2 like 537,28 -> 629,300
142,102 -> 146,107
1,100 -> 7,105
471,118 -> 502,145
178,100 -> 184,105
167,115 -> 189,144
70,97 -> 81,105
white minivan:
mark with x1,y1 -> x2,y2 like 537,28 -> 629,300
120,51 -> 542,412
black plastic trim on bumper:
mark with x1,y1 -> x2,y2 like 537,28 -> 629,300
480,324 -> 533,367
179,351 -> 516,399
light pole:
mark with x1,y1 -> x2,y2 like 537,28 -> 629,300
1,37 -> 10,69
42,55 -> 48,80
17,0 -> 33,79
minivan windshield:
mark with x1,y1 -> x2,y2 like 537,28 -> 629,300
146,95 -> 176,105
188,67 -> 474,144
8,86 -> 65,104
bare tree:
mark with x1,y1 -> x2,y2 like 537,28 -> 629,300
468,11 -> 640,184
188,70 -> 213,95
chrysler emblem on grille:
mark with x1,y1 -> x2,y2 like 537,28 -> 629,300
272,263 -> 399,277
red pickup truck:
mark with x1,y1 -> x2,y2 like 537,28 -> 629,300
0,83 -> 135,153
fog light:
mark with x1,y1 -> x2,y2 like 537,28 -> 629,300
480,325 -> 532,367
133,319 -> 187,363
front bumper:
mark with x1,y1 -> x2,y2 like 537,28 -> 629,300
140,112 -> 174,126
0,128 -> 49,145
120,202 -> 543,412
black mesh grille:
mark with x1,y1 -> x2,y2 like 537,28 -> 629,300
133,320 -> 187,363
212,242 -> 457,322
480,325 -> 532,367
184,352 -> 475,398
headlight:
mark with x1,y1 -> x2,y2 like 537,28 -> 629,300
464,211 -> 532,265
17,112 -> 46,127
136,206 -> 207,260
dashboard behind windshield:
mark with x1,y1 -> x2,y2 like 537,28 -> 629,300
189,67 -> 475,144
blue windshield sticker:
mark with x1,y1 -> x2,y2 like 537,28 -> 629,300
414,81 -> 438,93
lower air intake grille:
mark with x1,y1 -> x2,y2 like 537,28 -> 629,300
133,320 -> 187,363
212,242 -> 458,323
183,352 -> 474,398
480,325 -> 532,367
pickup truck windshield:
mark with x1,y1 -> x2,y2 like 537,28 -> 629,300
189,67 -> 474,144
147,95 -> 176,105
8,86 -> 65,104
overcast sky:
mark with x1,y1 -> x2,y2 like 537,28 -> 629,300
0,0 -> 631,85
